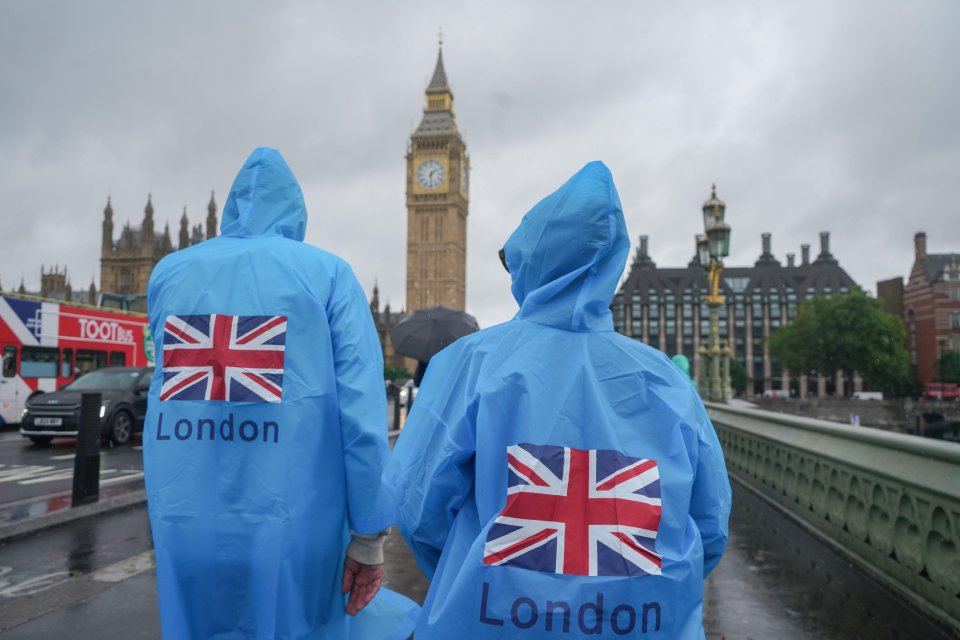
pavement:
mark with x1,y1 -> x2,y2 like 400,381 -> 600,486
1,476 -> 954,639
1,409 -> 955,639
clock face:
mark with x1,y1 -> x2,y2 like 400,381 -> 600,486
417,160 -> 445,189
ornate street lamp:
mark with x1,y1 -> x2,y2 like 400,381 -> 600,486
697,185 -> 732,402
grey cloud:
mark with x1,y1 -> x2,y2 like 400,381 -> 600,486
1,1 -> 958,328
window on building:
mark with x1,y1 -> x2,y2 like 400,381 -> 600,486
665,304 -> 676,319
683,303 -> 692,318
631,292 -> 641,318
110,351 -> 126,366
724,277 -> 749,293
119,269 -> 133,293
20,346 -> 59,378
952,311 -> 960,330
435,215 -> 443,242
60,348 -> 73,378
682,320 -> 692,335
950,287 -> 960,301
631,320 -> 642,336
2,346 -> 16,378
613,302 -> 625,334
771,305 -> 781,319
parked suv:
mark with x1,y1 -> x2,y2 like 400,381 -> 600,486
20,366 -> 151,446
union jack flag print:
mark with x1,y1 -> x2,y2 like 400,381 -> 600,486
483,443 -> 662,577
160,314 -> 286,403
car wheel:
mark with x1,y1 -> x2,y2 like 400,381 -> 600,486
108,410 -> 133,446
29,436 -> 53,447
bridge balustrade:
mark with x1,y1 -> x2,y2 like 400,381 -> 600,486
707,403 -> 960,631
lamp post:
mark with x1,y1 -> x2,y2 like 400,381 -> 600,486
696,185 -> 732,402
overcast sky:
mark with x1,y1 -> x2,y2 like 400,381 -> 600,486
1,1 -> 958,328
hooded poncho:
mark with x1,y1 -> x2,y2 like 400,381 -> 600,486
386,161 -> 731,639
144,148 -> 415,639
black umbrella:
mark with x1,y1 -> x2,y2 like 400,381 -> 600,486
389,306 -> 480,363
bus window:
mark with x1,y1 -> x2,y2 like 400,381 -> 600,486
76,349 -> 107,375
109,351 -> 126,366
20,346 -> 59,378
2,346 -> 16,378
61,348 -> 74,378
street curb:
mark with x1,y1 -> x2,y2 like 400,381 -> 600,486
0,489 -> 147,543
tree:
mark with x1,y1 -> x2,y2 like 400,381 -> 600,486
935,351 -> 960,384
384,365 -> 411,381
768,288 -> 910,394
729,359 -> 748,395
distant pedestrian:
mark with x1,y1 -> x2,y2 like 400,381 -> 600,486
144,147 -> 416,639
387,161 -> 731,639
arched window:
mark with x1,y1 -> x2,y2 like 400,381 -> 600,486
119,269 -> 133,293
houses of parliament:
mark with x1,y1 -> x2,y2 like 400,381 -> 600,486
2,42 -> 471,370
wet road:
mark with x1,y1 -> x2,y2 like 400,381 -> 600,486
0,430 -> 143,515
1,475 -> 954,638
703,477 -> 953,639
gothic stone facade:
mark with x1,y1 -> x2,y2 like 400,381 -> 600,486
405,45 -> 469,312
100,193 -> 217,297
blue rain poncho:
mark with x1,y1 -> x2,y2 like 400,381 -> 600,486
144,148 -> 416,640
387,162 -> 731,639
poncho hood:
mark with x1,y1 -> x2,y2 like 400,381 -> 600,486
221,147 -> 307,241
502,161 -> 629,332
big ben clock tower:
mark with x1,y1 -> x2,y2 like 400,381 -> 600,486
406,40 -> 469,312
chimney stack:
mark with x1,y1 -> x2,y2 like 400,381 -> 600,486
762,232 -> 772,256
915,232 -> 927,260
801,244 -> 810,265
640,235 -> 649,257
787,253 -> 795,268
819,231 -> 830,257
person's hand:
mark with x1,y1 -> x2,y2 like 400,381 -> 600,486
341,557 -> 384,616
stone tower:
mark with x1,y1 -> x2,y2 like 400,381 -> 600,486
405,41 -> 470,312
100,193 -> 217,297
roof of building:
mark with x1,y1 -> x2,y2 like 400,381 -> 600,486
617,235 -> 857,301
919,253 -> 960,284
426,47 -> 450,94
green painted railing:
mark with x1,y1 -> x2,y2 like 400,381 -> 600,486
707,403 -> 960,631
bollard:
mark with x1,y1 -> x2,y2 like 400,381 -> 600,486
393,390 -> 401,431
72,392 -> 102,507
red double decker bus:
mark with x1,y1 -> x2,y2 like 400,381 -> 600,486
0,293 -> 153,426
924,382 -> 960,401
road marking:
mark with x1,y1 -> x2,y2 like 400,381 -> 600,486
100,472 -> 144,485
49,453 -> 76,460
0,465 -> 56,483
0,551 -> 155,601
0,567 -> 72,598
17,468 -> 136,485
90,551 -> 154,583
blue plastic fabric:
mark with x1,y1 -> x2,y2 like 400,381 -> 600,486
144,148 -> 413,639
387,162 -> 731,639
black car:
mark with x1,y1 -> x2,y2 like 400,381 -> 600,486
20,366 -> 151,446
